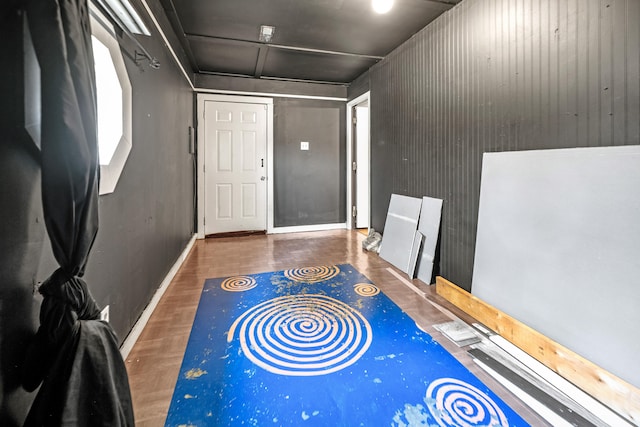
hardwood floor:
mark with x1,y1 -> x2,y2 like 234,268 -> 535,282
125,230 -> 550,426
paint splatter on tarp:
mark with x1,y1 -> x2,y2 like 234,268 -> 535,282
165,265 -> 528,426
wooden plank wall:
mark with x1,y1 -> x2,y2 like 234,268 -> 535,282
368,0 -> 640,291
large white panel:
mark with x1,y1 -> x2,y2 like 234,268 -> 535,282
216,130 -> 232,172
241,183 -> 256,218
216,184 -> 232,219
472,145 -> 640,388
379,194 -> 423,273
416,196 -> 443,283
242,131 -> 257,171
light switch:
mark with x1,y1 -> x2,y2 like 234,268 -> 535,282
300,141 -> 310,150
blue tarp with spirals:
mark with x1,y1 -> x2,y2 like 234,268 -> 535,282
165,264 -> 528,426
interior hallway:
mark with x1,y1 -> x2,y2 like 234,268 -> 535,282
125,230 -> 549,426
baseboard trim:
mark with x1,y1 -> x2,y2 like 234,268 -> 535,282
435,276 -> 639,425
120,234 -> 197,359
268,223 -> 347,234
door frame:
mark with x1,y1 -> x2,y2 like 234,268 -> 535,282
196,93 -> 274,239
346,91 -> 370,230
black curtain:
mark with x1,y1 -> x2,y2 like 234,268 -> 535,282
21,0 -> 134,425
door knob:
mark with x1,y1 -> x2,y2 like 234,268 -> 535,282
260,176 -> 266,181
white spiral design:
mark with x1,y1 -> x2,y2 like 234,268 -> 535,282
221,276 -> 257,292
353,283 -> 380,297
227,294 -> 372,376
283,265 -> 340,283
426,378 -> 509,427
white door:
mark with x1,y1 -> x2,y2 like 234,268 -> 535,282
204,101 -> 267,235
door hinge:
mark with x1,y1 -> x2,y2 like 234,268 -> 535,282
352,116 -> 357,125
352,161 -> 357,172
352,206 -> 357,218
203,217 -> 206,226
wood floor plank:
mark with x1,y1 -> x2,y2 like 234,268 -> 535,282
125,230 -> 550,426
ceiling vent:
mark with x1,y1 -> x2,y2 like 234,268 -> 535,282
259,25 -> 275,43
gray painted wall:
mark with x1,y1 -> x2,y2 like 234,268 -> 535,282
83,51 -> 194,343
196,73 -> 348,99
367,0 -> 640,290
1,9 -> 43,424
0,130 -> 42,427
0,1 -> 194,424
274,99 -> 346,227
347,70 -> 370,101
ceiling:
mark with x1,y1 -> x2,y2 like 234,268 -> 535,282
159,0 -> 462,85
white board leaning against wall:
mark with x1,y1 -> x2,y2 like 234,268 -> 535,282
379,194 -> 443,283
471,145 -> 640,389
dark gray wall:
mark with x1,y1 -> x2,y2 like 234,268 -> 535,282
368,0 -> 640,290
196,74 -> 349,230
347,70 -> 370,101
84,37 -> 194,342
0,2 -> 194,424
141,0 -> 194,86
196,73 -> 348,99
1,7 -> 44,425
274,99 -> 346,227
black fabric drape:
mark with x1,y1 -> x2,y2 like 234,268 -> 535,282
22,270 -> 134,426
26,0 -> 98,269
22,0 -> 134,425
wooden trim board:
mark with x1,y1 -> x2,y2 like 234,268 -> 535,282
435,276 -> 640,425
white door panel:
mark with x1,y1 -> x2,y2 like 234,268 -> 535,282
216,131 -> 232,171
204,101 -> 267,234
216,184 -> 233,219
241,183 -> 256,217
242,131 -> 257,171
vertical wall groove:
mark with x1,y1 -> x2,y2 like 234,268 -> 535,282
369,0 -> 640,290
